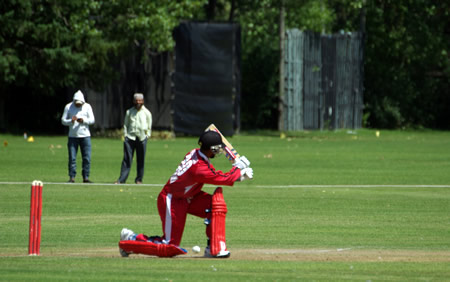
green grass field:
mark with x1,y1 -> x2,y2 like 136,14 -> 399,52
1,130 -> 449,281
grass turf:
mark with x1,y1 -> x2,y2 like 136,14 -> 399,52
0,129 -> 449,280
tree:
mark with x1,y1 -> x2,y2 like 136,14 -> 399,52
0,0 -> 206,133
3,0 -> 447,132
203,0 -> 449,129
234,0 -> 334,129
363,0 -> 449,128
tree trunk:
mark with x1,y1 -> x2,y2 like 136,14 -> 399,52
207,0 -> 217,21
228,0 -> 236,22
278,0 -> 285,131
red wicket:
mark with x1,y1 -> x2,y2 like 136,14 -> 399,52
29,180 -> 43,256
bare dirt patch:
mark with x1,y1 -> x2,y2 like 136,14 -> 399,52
3,248 -> 449,262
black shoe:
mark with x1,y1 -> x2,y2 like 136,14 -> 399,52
68,178 -> 75,183
83,179 -> 93,183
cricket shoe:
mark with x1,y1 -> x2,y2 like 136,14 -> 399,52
119,228 -> 136,257
120,228 -> 136,241
204,246 -> 230,258
119,248 -> 130,257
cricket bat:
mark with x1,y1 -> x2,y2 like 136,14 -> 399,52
204,124 -> 240,163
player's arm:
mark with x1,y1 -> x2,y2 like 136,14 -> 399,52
61,105 -> 73,126
195,162 -> 241,186
123,110 -> 130,137
146,110 -> 152,138
83,104 -> 95,125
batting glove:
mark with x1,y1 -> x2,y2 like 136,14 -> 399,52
240,167 -> 253,181
233,156 -> 250,170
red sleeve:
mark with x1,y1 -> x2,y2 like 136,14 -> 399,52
193,160 -> 241,186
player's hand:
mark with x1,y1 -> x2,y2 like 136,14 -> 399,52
233,156 -> 250,170
240,167 -> 253,181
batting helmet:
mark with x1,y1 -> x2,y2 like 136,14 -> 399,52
198,131 -> 224,153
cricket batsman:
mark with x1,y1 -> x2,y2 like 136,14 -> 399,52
119,130 -> 253,258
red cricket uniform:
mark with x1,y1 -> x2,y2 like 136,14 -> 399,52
157,148 -> 241,246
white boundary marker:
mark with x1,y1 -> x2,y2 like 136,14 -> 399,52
0,181 -> 449,188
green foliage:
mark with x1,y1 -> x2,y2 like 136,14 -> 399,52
1,0 -> 448,132
201,0 -> 449,130
364,0 -> 450,129
0,0 -> 206,133
286,0 -> 335,32
237,1 -> 280,129
241,46 -> 280,129
96,0 -> 207,54
0,0 -> 206,91
327,0 -> 365,32
207,0 -> 337,129
364,96 -> 404,128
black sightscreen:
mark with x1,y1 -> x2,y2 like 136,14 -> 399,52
173,22 -> 241,136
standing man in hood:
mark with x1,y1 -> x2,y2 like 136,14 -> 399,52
61,90 -> 95,183
115,93 -> 152,184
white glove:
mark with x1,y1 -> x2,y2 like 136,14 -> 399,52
240,167 -> 253,181
233,156 -> 250,170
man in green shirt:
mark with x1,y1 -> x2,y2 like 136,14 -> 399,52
115,93 -> 152,184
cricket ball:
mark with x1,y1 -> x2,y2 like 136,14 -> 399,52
192,246 -> 201,253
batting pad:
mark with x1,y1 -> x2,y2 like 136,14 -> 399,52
211,187 -> 228,256
119,241 -> 187,257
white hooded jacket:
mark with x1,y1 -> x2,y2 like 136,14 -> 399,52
61,90 -> 95,137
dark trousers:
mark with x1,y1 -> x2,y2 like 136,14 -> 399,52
118,137 -> 147,183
